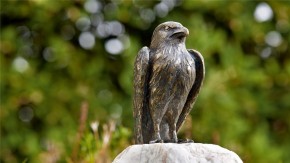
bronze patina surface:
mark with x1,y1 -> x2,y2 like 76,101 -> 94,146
133,21 -> 205,144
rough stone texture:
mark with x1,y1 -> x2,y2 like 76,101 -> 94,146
113,143 -> 243,163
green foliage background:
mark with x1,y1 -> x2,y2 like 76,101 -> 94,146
1,0 -> 290,162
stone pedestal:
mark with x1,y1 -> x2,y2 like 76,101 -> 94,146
113,143 -> 243,163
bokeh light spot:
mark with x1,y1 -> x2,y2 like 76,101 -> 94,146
260,47 -> 272,59
95,21 -> 124,38
109,21 -> 124,36
18,106 -> 34,122
91,14 -> 104,26
84,0 -> 102,14
140,8 -> 155,23
254,3 -> 273,22
75,17 -> 91,31
154,2 -> 169,18
79,32 -> 95,49
13,57 -> 29,73
265,31 -> 282,47
162,0 -> 176,10
43,47 -> 56,62
96,22 -> 109,38
105,38 -> 124,55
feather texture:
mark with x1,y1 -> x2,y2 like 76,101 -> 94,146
133,21 -> 205,144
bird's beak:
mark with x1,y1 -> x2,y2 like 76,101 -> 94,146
171,26 -> 189,39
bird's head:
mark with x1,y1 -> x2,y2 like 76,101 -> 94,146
150,21 -> 189,49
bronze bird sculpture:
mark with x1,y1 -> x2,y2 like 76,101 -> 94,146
133,21 -> 205,144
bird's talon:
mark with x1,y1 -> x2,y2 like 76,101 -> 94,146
178,139 -> 194,143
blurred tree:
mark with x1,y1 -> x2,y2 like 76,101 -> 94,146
0,0 -> 289,162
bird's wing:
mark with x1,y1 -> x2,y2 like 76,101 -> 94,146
176,49 -> 205,131
133,46 -> 150,144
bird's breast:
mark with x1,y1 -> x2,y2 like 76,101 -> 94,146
152,51 -> 194,74
150,50 -> 196,90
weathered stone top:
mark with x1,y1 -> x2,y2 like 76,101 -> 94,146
113,143 -> 243,163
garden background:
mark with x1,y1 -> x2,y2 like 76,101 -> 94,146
1,0 -> 290,162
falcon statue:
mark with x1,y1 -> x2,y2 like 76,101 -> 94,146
133,21 -> 205,144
